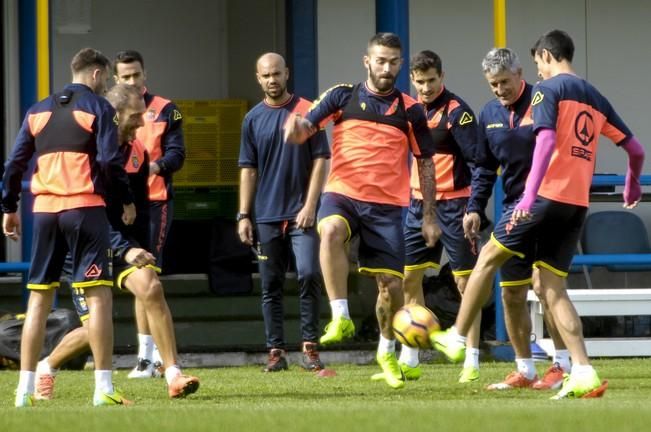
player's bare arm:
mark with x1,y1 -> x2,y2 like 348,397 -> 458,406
416,157 -> 441,247
296,157 -> 327,229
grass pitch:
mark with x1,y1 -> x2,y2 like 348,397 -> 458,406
1,358 -> 651,432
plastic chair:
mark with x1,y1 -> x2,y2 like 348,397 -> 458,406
581,211 -> 651,272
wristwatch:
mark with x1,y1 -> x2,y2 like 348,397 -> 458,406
236,212 -> 250,222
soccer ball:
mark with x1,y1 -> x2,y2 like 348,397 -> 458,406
392,304 -> 440,349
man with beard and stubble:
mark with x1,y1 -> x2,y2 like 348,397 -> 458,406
285,33 -> 439,389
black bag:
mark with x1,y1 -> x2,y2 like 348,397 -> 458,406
0,308 -> 87,370
423,263 -> 496,340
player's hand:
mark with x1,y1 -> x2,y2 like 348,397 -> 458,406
284,113 -> 315,144
149,161 -> 161,176
623,178 -> 642,209
295,206 -> 316,229
510,207 -> 532,227
463,212 -> 481,240
421,219 -> 442,248
2,213 -> 21,242
238,218 -> 254,245
124,248 -> 156,267
122,203 -> 136,225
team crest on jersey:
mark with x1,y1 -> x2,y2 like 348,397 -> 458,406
146,109 -> 157,121
360,102 -> 367,111
459,112 -> 473,125
173,110 -> 182,121
131,154 -> 140,168
531,91 -> 544,106
113,114 -> 119,125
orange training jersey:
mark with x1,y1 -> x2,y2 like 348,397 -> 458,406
305,83 -> 435,206
531,73 -> 632,207
410,87 -> 478,201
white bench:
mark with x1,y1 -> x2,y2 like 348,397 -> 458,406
527,289 -> 651,357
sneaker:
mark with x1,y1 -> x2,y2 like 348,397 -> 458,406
532,362 -> 565,390
263,349 -> 289,372
551,370 -> 608,400
301,342 -> 325,371
429,328 -> 465,363
375,352 -> 406,389
35,373 -> 55,400
168,374 -> 200,398
15,392 -> 35,408
152,361 -> 164,379
371,361 -> 421,382
127,358 -> 155,379
93,389 -> 133,406
458,366 -> 480,383
486,371 -> 537,390
319,317 -> 355,346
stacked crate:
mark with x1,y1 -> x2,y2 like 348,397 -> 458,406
172,99 -> 247,220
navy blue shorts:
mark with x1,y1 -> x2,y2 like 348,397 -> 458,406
318,192 -> 404,278
492,197 -> 586,277
496,203 -> 534,287
404,197 -> 477,276
69,255 -> 160,321
28,207 -> 112,291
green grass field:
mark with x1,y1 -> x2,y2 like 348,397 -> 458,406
1,358 -> 651,431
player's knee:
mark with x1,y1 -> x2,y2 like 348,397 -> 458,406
501,285 -> 527,308
137,278 -> 165,305
319,222 -> 347,246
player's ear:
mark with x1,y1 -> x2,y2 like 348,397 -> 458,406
363,55 -> 370,68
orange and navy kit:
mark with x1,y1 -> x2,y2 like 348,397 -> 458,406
306,82 -> 435,277
531,73 -> 632,207
405,87 -> 479,277
493,74 -> 633,276
470,80 -> 537,286
136,91 -> 185,266
1,83 -> 133,290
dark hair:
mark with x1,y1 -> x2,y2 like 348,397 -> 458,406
70,48 -> 110,74
530,30 -> 574,62
113,50 -> 145,74
105,83 -> 141,112
410,50 -> 442,75
368,32 -> 402,52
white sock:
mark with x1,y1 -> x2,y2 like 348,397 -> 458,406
377,335 -> 396,356
17,371 -> 35,395
515,358 -> 536,380
36,357 -> 58,376
553,349 -> 571,371
152,344 -> 162,364
137,334 -> 154,360
571,363 -> 595,377
464,347 -> 480,369
399,345 -> 419,367
450,326 -> 468,345
330,299 -> 350,320
164,365 -> 182,385
94,370 -> 114,395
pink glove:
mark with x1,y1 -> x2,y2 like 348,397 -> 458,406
621,136 -> 644,206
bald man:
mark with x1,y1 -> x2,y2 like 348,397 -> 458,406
238,53 -> 330,372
